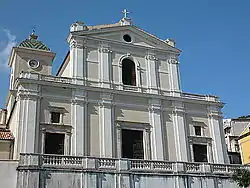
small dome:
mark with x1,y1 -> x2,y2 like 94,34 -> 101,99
18,33 -> 50,51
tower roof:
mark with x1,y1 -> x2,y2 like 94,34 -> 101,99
18,32 -> 50,51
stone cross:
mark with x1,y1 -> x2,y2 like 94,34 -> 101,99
122,9 -> 130,18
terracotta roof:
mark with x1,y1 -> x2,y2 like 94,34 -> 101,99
0,130 -> 14,140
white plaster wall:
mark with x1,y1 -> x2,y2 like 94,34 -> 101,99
14,50 -> 53,78
0,161 -> 18,188
88,103 -> 100,156
16,168 -> 241,188
61,62 -> 71,77
115,95 -> 148,106
115,107 -> 149,123
8,102 -> 18,139
40,99 -> 71,125
163,111 -> 176,160
0,142 -> 11,159
86,48 -> 99,80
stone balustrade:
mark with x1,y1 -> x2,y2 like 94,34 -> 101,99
19,153 -> 249,175
182,92 -> 219,102
18,72 -> 220,103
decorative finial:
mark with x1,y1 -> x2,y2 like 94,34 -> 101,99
29,26 -> 38,40
122,9 -> 130,19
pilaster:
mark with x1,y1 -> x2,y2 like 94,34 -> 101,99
207,105 -> 229,164
98,43 -> 112,88
146,53 -> 159,94
69,38 -> 86,82
148,98 -> 164,160
71,89 -> 88,156
15,88 -> 39,159
168,56 -> 181,93
99,93 -> 114,157
172,101 -> 189,161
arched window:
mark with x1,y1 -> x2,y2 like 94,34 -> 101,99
122,58 -> 136,86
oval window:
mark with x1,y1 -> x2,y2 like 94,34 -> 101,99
123,34 -> 132,43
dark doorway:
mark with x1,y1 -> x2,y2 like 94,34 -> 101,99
45,132 -> 65,155
122,129 -> 144,159
193,144 -> 208,162
122,59 -> 136,86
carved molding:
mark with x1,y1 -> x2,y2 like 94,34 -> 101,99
146,54 -> 158,61
188,136 -> 212,144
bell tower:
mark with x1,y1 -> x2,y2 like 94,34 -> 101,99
8,32 -> 55,90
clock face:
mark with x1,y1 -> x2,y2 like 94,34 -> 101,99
28,59 -> 39,69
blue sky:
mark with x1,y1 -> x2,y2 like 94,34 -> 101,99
0,0 -> 249,118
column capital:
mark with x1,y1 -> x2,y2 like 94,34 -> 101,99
172,107 -> 185,115
70,39 -> 85,49
71,99 -> 87,105
208,112 -> 223,119
148,105 -> 162,113
98,47 -> 112,53
146,54 -> 158,61
171,101 -> 185,114
99,93 -> 113,106
168,56 -> 179,64
16,91 -> 39,101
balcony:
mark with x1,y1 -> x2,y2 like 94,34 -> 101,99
19,153 -> 248,175
17,72 -> 220,103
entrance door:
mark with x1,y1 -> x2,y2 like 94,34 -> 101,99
193,144 -> 208,162
122,129 -> 144,159
45,132 -> 65,155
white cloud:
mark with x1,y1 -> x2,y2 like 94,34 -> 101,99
0,29 -> 17,70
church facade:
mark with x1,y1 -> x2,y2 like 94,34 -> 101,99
0,13 -> 247,188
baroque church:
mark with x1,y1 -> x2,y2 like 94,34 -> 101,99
0,11 -> 245,188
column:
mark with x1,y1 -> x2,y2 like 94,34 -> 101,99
99,43 -> 112,88
71,89 -> 87,156
69,38 -> 85,82
65,131 -> 71,155
207,142 -> 213,163
172,101 -> 189,161
189,142 -> 194,162
40,128 -> 46,154
146,53 -> 159,94
99,93 -> 114,157
149,99 -> 164,160
208,105 -> 229,164
168,56 -> 181,96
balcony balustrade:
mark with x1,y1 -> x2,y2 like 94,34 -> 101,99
19,153 -> 249,175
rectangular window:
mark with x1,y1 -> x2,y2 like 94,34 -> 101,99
122,129 -> 144,159
193,144 -> 208,162
235,144 -> 240,152
45,132 -> 65,155
224,127 -> 231,134
51,112 -> 60,123
194,126 -> 202,136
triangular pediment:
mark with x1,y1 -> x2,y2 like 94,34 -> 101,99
72,25 -> 181,53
